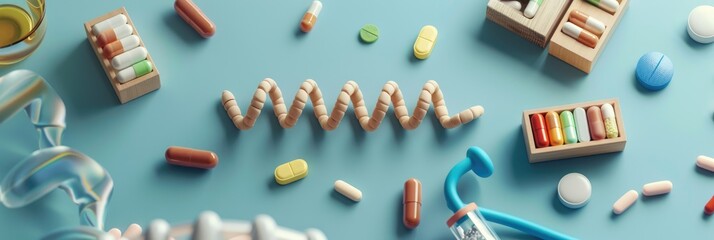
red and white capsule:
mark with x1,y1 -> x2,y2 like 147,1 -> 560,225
300,0 -> 322,32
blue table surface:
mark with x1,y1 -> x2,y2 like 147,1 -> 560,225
1,0 -> 713,239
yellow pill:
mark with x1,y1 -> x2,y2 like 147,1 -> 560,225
274,159 -> 308,185
413,25 -> 438,60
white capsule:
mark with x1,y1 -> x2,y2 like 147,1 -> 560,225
601,103 -> 619,139
573,107 -> 590,143
92,14 -> 128,35
334,180 -> 362,202
612,190 -> 638,214
697,155 -> 714,172
563,22 -> 583,40
642,180 -> 672,196
191,211 -> 222,240
111,47 -> 147,70
501,0 -> 522,11
524,0 -> 542,19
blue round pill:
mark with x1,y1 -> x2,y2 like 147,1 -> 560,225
636,52 -> 673,91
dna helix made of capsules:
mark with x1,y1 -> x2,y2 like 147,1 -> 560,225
221,78 -> 484,131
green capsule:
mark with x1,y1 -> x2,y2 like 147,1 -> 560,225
560,110 -> 578,144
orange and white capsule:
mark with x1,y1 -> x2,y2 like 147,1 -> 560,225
300,0 -> 322,32
569,10 -> 606,36
103,35 -> 140,59
562,22 -> 598,48
97,24 -> 133,47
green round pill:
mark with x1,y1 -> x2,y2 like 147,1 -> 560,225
359,24 -> 379,43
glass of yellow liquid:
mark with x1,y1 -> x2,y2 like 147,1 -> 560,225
0,0 -> 45,65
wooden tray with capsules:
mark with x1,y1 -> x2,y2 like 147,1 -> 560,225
84,7 -> 160,104
522,98 -> 626,163
549,0 -> 630,73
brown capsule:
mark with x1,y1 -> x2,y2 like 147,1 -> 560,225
403,178 -> 422,229
165,146 -> 218,169
587,106 -> 606,140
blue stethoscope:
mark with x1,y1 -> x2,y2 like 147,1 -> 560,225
444,147 -> 575,240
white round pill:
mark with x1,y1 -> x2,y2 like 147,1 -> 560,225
557,173 -> 591,209
688,5 -> 714,44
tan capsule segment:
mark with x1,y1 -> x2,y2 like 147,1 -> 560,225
221,79 -> 484,131
642,181 -> 672,196
165,146 -> 218,169
612,190 -> 638,214
403,178 -> 422,229
334,180 -> 362,202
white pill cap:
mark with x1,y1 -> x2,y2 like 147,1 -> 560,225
558,173 -> 592,209
601,103 -> 615,118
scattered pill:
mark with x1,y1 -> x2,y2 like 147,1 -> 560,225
274,159 -> 308,185
573,107 -> 590,143
642,180 -> 672,196
146,219 -> 171,240
413,25 -> 438,60
165,146 -> 218,169
403,178 -> 422,229
557,173 -> 591,209
569,10 -> 605,37
560,111 -> 578,144
111,46 -> 147,70
359,24 -> 379,43
97,24 -> 133,47
300,0 -> 322,32
524,0 -> 542,19
501,0 -> 522,11
688,6 -> 714,44
705,195 -> 714,215
117,60 -> 153,83
612,190 -> 638,214
586,106 -> 606,140
175,0 -> 216,38
530,113 -> 550,148
545,111 -> 564,146
334,180 -> 362,202
601,103 -> 618,139
192,211 -> 222,240
562,22 -> 598,48
92,14 -> 128,35
636,52 -> 673,91
585,0 -> 618,14
697,155 -> 714,172
103,35 -> 140,59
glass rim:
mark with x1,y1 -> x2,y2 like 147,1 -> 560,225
0,0 -> 46,48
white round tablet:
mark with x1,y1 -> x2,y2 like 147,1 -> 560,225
688,5 -> 714,44
557,173 -> 591,209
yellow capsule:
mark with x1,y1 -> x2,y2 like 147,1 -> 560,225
274,159 -> 308,185
545,111 -> 564,146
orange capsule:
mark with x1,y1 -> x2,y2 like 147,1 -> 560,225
300,0 -> 322,32
530,113 -> 550,148
545,111 -> 564,146
403,178 -> 422,229
587,106 -> 606,140
165,146 -> 218,169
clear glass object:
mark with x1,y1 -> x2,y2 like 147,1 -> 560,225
0,70 -> 113,232
449,210 -> 499,240
0,0 -> 46,65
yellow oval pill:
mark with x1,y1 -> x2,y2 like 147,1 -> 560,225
413,25 -> 438,60
274,159 -> 308,185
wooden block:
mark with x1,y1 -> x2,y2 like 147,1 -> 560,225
522,99 -> 626,163
84,7 -> 160,104
548,0 -> 629,73
486,0 -> 571,47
